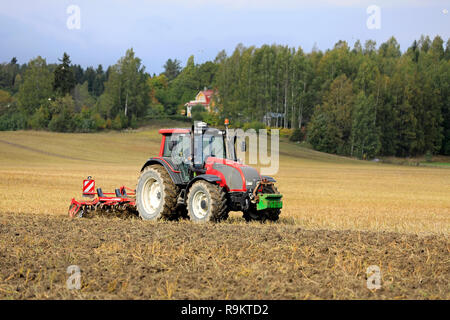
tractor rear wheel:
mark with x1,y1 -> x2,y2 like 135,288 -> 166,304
136,165 -> 179,220
187,181 -> 228,223
243,185 -> 281,222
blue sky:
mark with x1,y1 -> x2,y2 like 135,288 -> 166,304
0,0 -> 449,74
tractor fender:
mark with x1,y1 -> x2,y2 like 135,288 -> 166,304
261,175 -> 276,183
186,174 -> 222,193
140,157 -> 183,185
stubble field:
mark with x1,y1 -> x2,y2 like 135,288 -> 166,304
0,124 -> 449,299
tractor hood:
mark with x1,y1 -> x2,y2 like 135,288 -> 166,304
204,157 -> 261,192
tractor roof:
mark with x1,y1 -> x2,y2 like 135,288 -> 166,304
159,128 -> 190,135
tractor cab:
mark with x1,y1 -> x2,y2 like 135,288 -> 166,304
158,122 -> 238,181
137,120 -> 282,223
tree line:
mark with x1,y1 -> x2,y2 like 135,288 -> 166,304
213,36 -> 449,158
0,35 -> 448,158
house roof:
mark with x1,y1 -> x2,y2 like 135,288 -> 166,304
185,89 -> 216,107
202,89 -> 214,97
200,89 -> 214,104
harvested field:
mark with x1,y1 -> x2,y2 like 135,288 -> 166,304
0,212 -> 448,299
1,129 -> 449,234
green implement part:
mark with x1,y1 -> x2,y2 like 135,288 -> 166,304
256,193 -> 283,211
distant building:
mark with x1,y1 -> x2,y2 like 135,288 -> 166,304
185,88 -> 217,117
263,112 -> 284,127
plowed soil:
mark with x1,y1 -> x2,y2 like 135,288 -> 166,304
0,212 -> 448,299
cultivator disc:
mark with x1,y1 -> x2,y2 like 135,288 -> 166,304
68,203 -> 82,218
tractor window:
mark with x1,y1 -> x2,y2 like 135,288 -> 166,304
203,132 -> 225,161
163,135 -> 172,157
227,134 -> 237,161
163,133 -> 191,161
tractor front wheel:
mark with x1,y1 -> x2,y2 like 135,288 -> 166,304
187,181 -> 228,223
136,165 -> 179,220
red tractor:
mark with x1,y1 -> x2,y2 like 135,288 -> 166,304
135,121 -> 282,223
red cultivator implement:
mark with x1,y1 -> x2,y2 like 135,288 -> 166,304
68,176 -> 137,218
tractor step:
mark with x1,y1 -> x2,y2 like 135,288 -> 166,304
256,193 -> 283,211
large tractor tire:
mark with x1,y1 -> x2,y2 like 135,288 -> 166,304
136,165 -> 179,221
187,181 -> 229,223
243,185 -> 281,222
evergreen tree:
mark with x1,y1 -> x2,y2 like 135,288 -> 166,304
53,53 -> 76,96
163,59 -> 182,81
72,64 -> 84,84
83,66 -> 96,93
93,64 -> 106,97
0,57 -> 20,91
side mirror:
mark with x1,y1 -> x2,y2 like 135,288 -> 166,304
241,141 -> 247,152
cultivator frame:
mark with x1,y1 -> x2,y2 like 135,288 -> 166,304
68,177 -> 136,218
